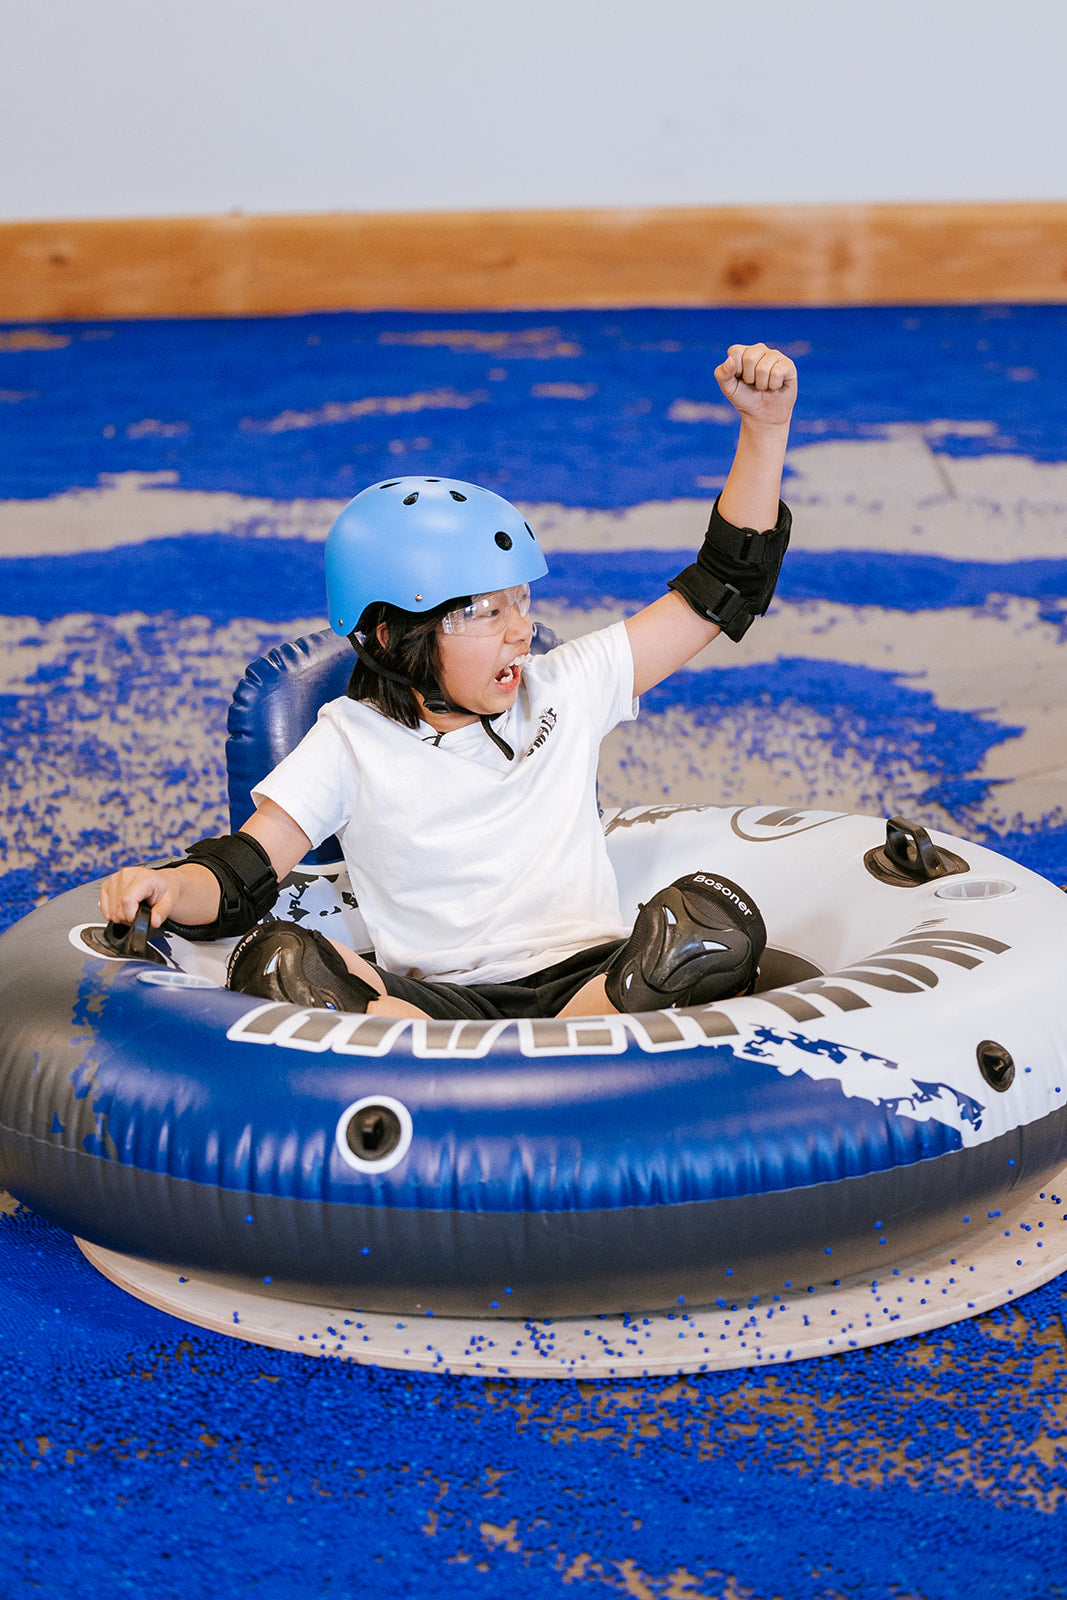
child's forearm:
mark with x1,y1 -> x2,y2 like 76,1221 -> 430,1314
98,860 -> 222,931
161,863 -> 225,924
717,416 -> 790,532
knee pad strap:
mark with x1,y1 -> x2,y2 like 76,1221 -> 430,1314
605,873 -> 766,1013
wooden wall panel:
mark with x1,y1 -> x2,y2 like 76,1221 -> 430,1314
2,203 -> 1066,320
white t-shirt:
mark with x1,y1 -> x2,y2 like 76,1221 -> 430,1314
253,621 -> 638,984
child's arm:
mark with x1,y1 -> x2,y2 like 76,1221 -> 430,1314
98,798 -> 311,931
625,342 -> 797,697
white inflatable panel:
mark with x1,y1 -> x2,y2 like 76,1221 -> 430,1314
78,1166 -> 1067,1379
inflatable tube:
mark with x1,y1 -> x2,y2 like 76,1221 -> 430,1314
1,801 -> 1066,1319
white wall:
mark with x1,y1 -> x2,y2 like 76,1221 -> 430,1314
1,0 -> 1063,221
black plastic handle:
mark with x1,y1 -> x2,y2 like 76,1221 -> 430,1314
104,900 -> 155,958
82,900 -> 167,965
864,815 -> 969,888
883,817 -> 949,881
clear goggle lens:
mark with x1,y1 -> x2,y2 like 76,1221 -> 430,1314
440,584 -> 532,636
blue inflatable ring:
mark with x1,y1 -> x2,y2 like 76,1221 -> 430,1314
0,632 -> 1065,1319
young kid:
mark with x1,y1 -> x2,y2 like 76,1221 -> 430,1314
99,342 -> 797,1021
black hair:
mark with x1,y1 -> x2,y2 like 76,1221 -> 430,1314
346,599 -> 458,728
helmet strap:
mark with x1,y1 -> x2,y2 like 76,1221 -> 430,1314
477,716 -> 516,763
349,629 -> 415,690
348,632 -> 515,761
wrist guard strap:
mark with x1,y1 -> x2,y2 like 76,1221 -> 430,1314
161,832 -> 279,941
668,496 -> 791,642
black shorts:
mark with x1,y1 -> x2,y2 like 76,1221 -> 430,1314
372,939 -> 625,1021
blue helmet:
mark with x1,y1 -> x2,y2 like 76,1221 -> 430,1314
325,475 -> 549,637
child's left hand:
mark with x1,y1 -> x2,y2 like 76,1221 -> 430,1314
715,343 -> 797,429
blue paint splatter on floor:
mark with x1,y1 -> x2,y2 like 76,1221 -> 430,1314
3,306 -> 1066,503
2,1207 -> 1067,1599
642,658 -> 1023,818
2,304 -> 1067,1596
2,539 -> 1066,623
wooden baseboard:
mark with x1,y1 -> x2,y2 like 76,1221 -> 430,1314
2,203 -> 1066,320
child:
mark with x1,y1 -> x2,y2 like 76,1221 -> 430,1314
100,342 -> 797,1020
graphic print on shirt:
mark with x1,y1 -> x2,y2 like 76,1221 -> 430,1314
524,707 -> 558,759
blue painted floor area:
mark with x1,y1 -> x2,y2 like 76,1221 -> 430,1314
3,1208 -> 1067,1599
2,304 -> 1067,1595
2,306 -> 1065,504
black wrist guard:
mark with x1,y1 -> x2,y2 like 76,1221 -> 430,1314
160,832 -> 279,942
667,495 -> 791,642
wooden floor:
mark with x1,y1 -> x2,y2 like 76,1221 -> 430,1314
2,202 -> 1066,321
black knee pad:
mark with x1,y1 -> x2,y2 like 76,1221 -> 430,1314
227,922 -> 379,1013
605,873 -> 766,1013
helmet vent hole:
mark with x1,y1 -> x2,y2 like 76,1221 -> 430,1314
403,492 -> 419,506
379,481 -> 400,489
495,531 -> 513,550
425,477 -> 440,482
450,490 -> 467,502
525,522 -> 535,538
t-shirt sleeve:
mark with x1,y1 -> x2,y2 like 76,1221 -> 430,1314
533,620 -> 638,739
250,709 -> 354,849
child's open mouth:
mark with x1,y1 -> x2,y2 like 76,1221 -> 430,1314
494,652 -> 531,690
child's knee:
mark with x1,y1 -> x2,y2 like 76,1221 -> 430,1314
605,873 -> 765,1013
227,922 -> 381,1013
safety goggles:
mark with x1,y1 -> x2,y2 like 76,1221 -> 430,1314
439,584 -> 532,637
